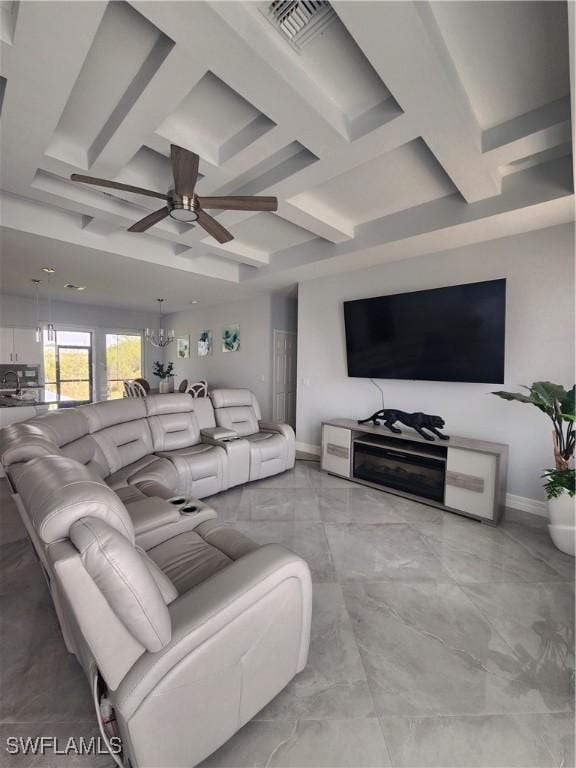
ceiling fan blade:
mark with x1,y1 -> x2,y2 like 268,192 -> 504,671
171,144 -> 199,198
128,207 -> 170,233
70,174 -> 167,201
197,209 -> 234,244
197,196 -> 277,212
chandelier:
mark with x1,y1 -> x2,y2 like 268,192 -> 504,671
145,299 -> 175,348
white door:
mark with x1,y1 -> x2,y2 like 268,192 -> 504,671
273,330 -> 297,427
12,328 -> 43,365
0,328 -> 14,363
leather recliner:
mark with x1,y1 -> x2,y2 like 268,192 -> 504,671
4,453 -> 312,767
210,389 -> 296,481
0,390 -> 294,502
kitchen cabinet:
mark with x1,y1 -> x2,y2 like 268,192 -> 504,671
0,328 -> 13,364
0,328 -> 43,365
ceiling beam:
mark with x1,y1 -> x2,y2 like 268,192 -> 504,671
333,0 -> 501,203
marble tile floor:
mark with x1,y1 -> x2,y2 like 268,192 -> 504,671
0,462 -> 573,768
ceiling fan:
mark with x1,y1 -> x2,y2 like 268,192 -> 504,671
70,144 -> 277,244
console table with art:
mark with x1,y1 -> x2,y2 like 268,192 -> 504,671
321,419 -> 508,524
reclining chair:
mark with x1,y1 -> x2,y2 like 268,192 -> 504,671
210,389 -> 296,481
3,453 -> 311,768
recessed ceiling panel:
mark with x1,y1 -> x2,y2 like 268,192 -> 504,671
46,1 -> 173,169
156,71 -> 276,165
228,213 -> 317,254
257,3 -> 400,141
229,141 -> 318,196
290,139 -> 456,228
430,1 -> 570,129
119,146 -> 178,195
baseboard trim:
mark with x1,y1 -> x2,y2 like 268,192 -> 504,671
296,441 -> 321,456
505,493 -> 547,518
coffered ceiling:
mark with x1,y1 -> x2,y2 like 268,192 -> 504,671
0,1 -> 574,310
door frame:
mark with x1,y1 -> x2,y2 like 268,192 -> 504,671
272,329 -> 297,425
55,343 -> 93,404
103,330 -> 144,400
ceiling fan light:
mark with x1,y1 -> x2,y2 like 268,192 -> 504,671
169,193 -> 198,223
169,206 -> 198,223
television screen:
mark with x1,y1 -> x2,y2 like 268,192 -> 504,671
343,279 -> 506,383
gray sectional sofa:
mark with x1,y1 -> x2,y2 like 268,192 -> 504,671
0,390 -> 310,768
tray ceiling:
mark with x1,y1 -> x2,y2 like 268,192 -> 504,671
0,0 -> 573,310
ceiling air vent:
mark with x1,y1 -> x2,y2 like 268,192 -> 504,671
265,1 -> 336,51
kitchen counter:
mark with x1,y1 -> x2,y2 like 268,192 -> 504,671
0,395 -> 51,408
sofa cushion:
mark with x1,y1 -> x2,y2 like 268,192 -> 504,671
80,399 -> 147,432
194,520 -> 259,561
92,419 -> 154,474
29,409 -> 89,446
106,455 -> 179,491
148,411 -> 201,452
70,516 -> 172,652
157,444 -> 215,477
210,389 -> 261,417
147,531 -> 232,593
214,405 -> 259,437
144,393 -> 193,417
190,397 -> 217,429
156,442 -> 226,498
61,435 -> 110,478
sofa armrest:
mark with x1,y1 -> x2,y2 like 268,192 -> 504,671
258,421 -> 296,471
258,421 -> 295,440
112,544 -> 312,720
125,497 -> 180,536
201,427 -> 238,442
201,433 -> 250,487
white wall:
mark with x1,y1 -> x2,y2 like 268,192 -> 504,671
296,223 -> 575,503
165,292 -> 298,420
0,294 -> 158,400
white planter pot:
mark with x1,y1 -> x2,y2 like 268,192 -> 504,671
158,380 -> 170,394
547,491 -> 575,556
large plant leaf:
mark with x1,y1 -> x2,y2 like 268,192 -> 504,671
560,385 -> 575,419
492,390 -> 533,404
531,381 -> 567,410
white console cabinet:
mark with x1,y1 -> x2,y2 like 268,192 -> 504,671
321,419 -> 507,524
321,425 -> 351,477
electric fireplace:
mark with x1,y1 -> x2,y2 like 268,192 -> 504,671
353,436 -> 447,503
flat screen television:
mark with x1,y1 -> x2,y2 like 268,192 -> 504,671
343,279 -> 506,383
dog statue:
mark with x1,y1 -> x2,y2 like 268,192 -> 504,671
358,409 -> 449,441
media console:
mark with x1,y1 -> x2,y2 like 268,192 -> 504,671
321,419 -> 508,524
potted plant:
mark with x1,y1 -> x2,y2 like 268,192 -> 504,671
153,361 -> 174,394
493,382 -> 575,555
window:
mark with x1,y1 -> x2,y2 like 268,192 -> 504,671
43,330 -> 93,404
106,333 -> 143,399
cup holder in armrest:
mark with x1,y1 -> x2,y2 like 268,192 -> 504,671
168,496 -> 201,515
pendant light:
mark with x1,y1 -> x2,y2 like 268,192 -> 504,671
42,267 -> 56,341
31,279 -> 42,342
145,299 -> 175,348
